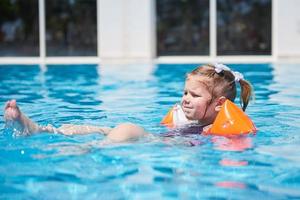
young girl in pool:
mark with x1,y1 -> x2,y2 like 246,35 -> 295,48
4,63 -> 253,142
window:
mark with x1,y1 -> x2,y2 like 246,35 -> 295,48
217,0 -> 272,55
157,0 -> 210,56
46,0 -> 97,56
0,0 -> 39,56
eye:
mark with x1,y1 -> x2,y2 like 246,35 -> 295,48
191,93 -> 201,98
183,91 -> 188,95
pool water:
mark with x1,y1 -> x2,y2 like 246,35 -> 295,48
1,63 -> 300,199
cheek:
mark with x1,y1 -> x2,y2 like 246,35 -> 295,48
193,100 -> 207,114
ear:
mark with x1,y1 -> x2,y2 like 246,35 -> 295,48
214,96 -> 227,112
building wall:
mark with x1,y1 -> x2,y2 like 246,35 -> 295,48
277,0 -> 300,58
99,0 -> 155,60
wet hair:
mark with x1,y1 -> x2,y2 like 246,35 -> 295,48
187,64 -> 253,111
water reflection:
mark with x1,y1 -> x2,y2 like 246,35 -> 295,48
213,135 -> 251,191
44,65 -> 100,105
216,181 -> 246,189
269,64 -> 300,108
212,136 -> 253,152
97,63 -> 158,128
0,65 -> 41,103
219,159 -> 248,167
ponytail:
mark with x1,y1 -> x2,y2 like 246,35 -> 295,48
239,79 -> 253,111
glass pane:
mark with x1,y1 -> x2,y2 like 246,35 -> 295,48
46,0 -> 97,56
157,0 -> 209,56
0,0 -> 39,56
217,0 -> 272,55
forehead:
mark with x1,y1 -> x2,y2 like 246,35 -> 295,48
185,75 -> 209,87
185,75 -> 212,94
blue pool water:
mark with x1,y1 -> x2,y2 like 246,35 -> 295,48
1,63 -> 300,199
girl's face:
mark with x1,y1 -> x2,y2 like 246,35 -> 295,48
181,75 -> 218,125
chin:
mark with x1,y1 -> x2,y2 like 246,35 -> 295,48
185,115 -> 196,121
183,111 -> 196,120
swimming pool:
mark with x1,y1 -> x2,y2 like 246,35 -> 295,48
1,63 -> 300,199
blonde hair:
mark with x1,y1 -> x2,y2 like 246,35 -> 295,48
188,64 -> 253,111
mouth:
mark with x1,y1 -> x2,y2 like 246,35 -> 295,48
182,106 -> 193,114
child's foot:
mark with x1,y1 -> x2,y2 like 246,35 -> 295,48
4,100 -> 39,134
4,100 -> 22,121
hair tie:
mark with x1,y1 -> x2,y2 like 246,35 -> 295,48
214,63 -> 231,73
213,63 -> 244,82
233,71 -> 244,82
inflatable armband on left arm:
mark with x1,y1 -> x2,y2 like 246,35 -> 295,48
205,100 -> 257,136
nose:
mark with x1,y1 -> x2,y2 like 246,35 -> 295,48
182,94 -> 190,105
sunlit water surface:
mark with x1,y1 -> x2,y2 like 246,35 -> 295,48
1,63 -> 300,199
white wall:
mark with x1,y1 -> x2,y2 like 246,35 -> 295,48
99,0 -> 155,60
277,0 -> 300,58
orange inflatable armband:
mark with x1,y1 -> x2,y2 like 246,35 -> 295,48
161,108 -> 174,127
206,100 -> 257,136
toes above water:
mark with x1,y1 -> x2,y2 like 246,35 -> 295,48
4,100 -> 21,121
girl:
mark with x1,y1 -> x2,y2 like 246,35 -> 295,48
3,63 -> 253,142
